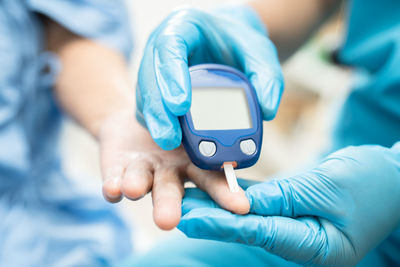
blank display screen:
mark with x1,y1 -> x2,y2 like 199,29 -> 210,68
190,87 -> 252,130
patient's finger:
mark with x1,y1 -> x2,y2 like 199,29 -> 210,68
152,167 -> 185,230
102,165 -> 124,203
100,139 -> 128,203
186,164 -> 250,215
121,156 -> 154,200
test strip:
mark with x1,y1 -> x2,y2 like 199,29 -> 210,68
223,163 -> 240,193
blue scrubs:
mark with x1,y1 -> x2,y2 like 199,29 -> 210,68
127,0 -> 400,266
0,0 -> 132,266
332,0 -> 400,150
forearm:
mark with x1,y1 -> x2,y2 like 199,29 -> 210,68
248,0 -> 340,60
46,21 -> 133,138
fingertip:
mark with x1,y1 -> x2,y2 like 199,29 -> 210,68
262,108 -> 277,121
144,113 -> 182,151
259,78 -> 284,121
153,199 -> 182,230
212,180 -> 250,215
250,75 -> 283,121
164,95 -> 191,116
154,218 -> 179,231
103,194 -> 123,203
188,167 -> 251,215
102,177 -> 123,203
121,174 -> 150,200
223,189 -> 250,215
154,132 -> 182,151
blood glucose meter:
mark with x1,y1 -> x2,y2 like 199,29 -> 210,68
179,64 -> 263,171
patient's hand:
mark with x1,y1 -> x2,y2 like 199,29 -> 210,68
98,109 -> 250,230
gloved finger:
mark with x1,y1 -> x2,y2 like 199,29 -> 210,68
237,178 -> 260,190
150,8 -> 207,115
237,38 -> 284,120
152,167 -> 185,230
121,156 -> 155,201
181,188 -> 218,215
136,10 -> 206,150
178,208 -> 331,264
137,51 -> 182,150
245,173 -> 331,218
153,34 -> 191,116
186,164 -> 250,215
212,7 -> 283,120
186,10 -> 284,120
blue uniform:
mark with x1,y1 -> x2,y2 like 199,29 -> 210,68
333,0 -> 400,150
0,0 -> 132,266
127,0 -> 400,266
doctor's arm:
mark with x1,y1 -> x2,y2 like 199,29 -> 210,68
45,21 -> 250,230
249,0 -> 340,60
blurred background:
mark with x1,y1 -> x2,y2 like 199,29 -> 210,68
60,0 -> 353,255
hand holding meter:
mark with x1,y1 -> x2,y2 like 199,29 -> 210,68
179,64 -> 263,192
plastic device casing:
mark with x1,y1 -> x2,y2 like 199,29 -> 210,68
179,64 -> 263,170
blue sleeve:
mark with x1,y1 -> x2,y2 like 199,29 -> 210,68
26,0 -> 133,59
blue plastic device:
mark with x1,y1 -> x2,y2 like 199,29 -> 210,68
179,64 -> 263,170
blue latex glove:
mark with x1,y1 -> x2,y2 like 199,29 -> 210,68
178,143 -> 400,266
136,6 -> 284,150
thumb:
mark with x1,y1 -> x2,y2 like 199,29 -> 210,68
245,172 -> 338,219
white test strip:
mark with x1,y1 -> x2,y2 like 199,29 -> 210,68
223,163 -> 240,193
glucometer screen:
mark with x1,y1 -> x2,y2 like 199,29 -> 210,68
190,87 -> 252,130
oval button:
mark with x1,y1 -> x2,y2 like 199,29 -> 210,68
240,139 -> 256,155
199,141 -> 216,157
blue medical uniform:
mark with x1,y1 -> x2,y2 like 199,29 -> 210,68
332,0 -> 400,150
0,0 -> 133,266
127,0 -> 400,266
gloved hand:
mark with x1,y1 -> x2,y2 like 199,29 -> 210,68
136,6 -> 283,150
178,143 -> 400,266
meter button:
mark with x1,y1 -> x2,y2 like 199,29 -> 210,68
199,141 -> 216,157
240,139 -> 256,155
